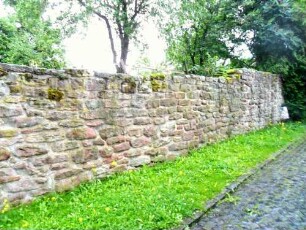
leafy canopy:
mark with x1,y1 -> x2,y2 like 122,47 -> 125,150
0,0 -> 65,69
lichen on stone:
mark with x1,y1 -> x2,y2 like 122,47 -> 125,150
48,88 -> 64,101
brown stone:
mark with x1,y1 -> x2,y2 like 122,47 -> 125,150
129,155 -> 151,167
0,148 -> 11,161
86,120 -> 104,127
134,118 -> 151,125
15,117 -> 43,128
113,142 -> 130,152
67,127 -> 97,140
143,126 -> 157,137
130,137 -> 151,148
0,175 -> 21,184
106,135 -> 128,145
99,126 -> 122,139
99,146 -> 113,157
54,168 -> 83,180
15,146 -> 48,157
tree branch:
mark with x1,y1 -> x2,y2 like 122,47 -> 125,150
77,0 -> 118,66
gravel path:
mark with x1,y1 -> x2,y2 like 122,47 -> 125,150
192,141 -> 306,230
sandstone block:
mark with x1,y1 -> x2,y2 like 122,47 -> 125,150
129,155 -> 151,167
168,142 -> 188,151
0,105 -> 23,118
99,126 -> 122,139
0,128 -> 18,138
51,141 -> 80,152
130,137 -> 151,148
134,117 -> 151,125
72,147 -> 99,164
113,142 -> 130,152
160,98 -> 177,107
15,146 -> 48,157
0,175 -> 21,184
67,127 -> 97,140
106,135 -> 129,145
26,131 -> 65,143
143,126 -> 157,137
0,148 -> 11,161
99,146 -> 113,157
86,120 -> 104,127
14,117 -> 43,128
59,119 -> 84,128
54,168 -> 83,180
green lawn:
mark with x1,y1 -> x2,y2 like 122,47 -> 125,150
1,122 -> 305,229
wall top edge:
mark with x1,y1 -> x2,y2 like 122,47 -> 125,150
0,62 -> 279,79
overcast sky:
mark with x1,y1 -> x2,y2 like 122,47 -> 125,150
0,1 -> 167,73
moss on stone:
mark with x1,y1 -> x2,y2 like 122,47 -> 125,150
48,88 -> 64,101
0,67 -> 8,77
150,72 -> 167,92
121,78 -> 136,93
20,73 -> 34,82
9,85 -> 22,94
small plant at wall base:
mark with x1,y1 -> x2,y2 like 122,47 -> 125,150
0,122 -> 305,230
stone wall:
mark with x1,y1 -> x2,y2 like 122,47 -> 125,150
0,63 -> 284,207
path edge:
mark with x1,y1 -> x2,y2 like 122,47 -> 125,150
173,134 -> 306,230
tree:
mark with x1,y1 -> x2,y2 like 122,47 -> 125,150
235,0 -> 306,120
158,0 -> 243,74
72,0 -> 153,73
0,0 -> 65,68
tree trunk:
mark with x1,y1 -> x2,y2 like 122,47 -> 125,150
116,37 -> 129,73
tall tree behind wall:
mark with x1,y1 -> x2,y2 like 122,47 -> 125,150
236,0 -> 306,120
58,0 -> 154,74
158,0 -> 244,75
0,0 -> 65,69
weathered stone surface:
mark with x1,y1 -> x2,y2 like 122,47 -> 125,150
59,119 -> 84,128
0,105 -> 23,118
51,141 -> 80,152
0,175 -> 21,184
72,147 -> 99,164
54,168 -> 83,180
0,148 -> 11,161
6,179 -> 39,192
129,155 -> 151,167
0,128 -> 19,138
26,132 -> 65,143
99,146 -> 113,157
15,146 -> 48,157
130,137 -> 151,148
113,142 -> 131,152
14,117 -> 44,128
99,126 -> 122,139
67,127 -> 97,140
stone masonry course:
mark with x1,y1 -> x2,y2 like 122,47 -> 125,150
0,63 -> 284,207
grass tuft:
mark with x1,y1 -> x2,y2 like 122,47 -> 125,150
0,122 -> 305,229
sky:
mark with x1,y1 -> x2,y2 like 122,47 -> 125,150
0,1 -> 167,73
63,17 -> 167,73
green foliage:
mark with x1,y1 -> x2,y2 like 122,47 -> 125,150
0,0 -> 65,69
1,122 -> 305,229
158,0 -> 241,75
235,0 -> 306,120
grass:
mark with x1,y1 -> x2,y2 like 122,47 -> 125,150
1,122 -> 305,229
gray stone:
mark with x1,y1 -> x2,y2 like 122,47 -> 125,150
129,155 -> 151,167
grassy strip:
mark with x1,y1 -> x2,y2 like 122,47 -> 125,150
1,122 -> 305,229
